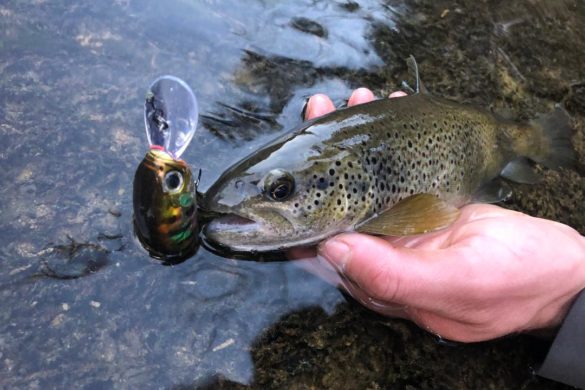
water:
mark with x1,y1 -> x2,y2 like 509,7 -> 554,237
1,0 -> 583,388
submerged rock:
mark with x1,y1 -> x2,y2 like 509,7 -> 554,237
290,17 -> 328,38
39,238 -> 109,280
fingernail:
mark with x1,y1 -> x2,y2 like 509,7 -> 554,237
348,88 -> 374,106
305,94 -> 335,120
304,96 -> 318,120
389,91 -> 408,98
319,239 -> 352,271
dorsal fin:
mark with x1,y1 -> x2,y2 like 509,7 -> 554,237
405,55 -> 429,95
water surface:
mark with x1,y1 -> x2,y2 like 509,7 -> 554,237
1,0 -> 584,388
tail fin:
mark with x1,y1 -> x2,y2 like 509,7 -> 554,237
530,107 -> 575,169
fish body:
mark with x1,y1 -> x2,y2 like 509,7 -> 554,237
202,63 -> 572,253
133,147 -> 198,261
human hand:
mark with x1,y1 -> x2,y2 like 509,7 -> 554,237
299,88 -> 585,343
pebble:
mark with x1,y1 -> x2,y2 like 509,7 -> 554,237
212,338 -> 235,352
51,314 -> 66,327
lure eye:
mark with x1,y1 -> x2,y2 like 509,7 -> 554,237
163,170 -> 184,194
264,169 -> 295,201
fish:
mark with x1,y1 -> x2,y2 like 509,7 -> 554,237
202,56 -> 574,253
133,146 -> 199,262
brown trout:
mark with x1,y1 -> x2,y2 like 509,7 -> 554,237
202,57 -> 573,253
133,147 -> 198,261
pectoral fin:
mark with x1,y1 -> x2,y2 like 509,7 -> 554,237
356,194 -> 460,236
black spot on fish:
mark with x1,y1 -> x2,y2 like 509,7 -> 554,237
317,179 -> 328,190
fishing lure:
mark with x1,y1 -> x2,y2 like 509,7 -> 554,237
133,76 -> 200,263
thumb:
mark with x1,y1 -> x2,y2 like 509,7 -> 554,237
318,233 -> 458,309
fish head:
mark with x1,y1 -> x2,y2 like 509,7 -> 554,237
202,133 -> 370,252
133,148 -> 198,262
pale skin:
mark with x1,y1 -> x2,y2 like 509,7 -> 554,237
300,88 -> 585,343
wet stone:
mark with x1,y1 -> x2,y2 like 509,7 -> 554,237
566,83 -> 585,115
290,17 -> 328,38
18,183 -> 36,196
39,240 -> 109,280
339,1 -> 360,12
187,266 -> 244,300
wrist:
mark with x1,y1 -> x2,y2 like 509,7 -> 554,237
525,229 -> 585,333
545,232 -> 585,329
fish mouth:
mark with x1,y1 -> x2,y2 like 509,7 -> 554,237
205,213 -> 259,233
202,209 -> 302,253
202,209 -> 334,254
203,211 -> 270,253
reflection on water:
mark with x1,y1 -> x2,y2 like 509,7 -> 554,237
0,0 -> 583,388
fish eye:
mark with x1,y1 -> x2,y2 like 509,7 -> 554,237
264,169 -> 295,202
163,170 -> 184,194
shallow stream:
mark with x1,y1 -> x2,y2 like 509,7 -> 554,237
1,1 -> 584,388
